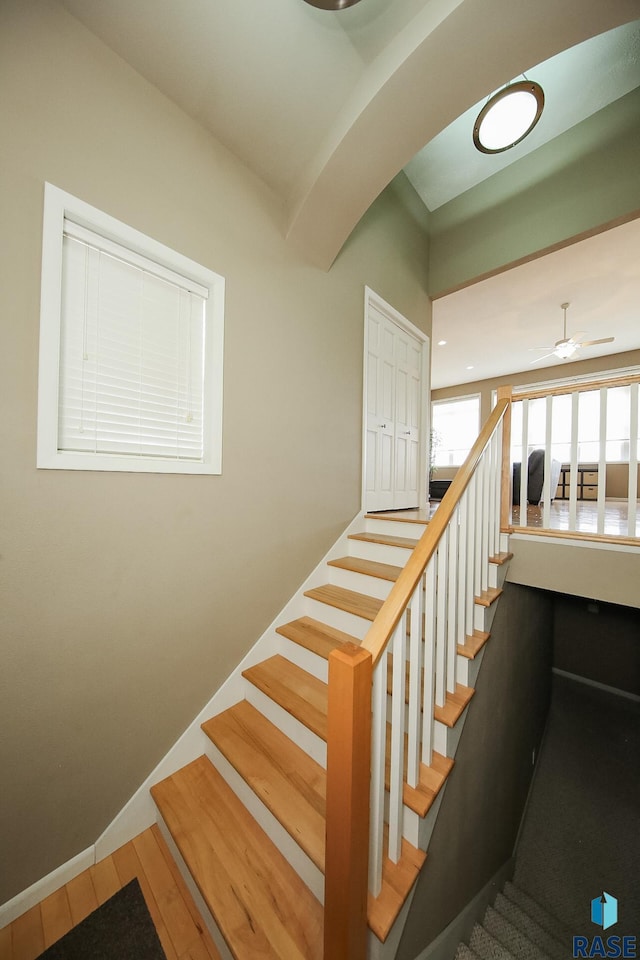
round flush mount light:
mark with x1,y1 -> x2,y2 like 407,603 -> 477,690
473,80 -> 544,154
302,0 -> 363,7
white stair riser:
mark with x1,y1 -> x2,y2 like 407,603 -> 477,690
327,564 -> 395,601
348,537 -> 416,567
303,596 -> 373,640
201,739 -> 325,903
243,681 -> 327,768
275,633 -> 329,683
492,561 -> 509,590
364,517 -> 428,540
417,786 -> 446,850
457,647 -> 486,687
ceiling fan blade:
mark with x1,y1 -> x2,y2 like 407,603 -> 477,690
579,336 -> 615,347
530,352 -> 557,365
528,346 -> 554,352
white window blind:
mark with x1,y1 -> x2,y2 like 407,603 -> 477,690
58,221 -> 207,462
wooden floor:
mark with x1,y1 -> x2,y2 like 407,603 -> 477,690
511,498 -> 640,538
0,825 -> 221,960
376,499 -> 640,539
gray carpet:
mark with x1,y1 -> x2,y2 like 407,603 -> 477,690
37,879 -> 167,959
513,673 -> 640,937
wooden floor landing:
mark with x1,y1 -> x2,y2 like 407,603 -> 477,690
0,825 -> 221,960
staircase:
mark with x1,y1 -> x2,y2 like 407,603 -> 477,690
149,503 -> 512,960
455,880 -> 571,960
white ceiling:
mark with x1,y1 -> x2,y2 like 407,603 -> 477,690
431,217 -> 640,389
56,0 -> 640,387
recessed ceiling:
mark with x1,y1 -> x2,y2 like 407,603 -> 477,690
405,20 -> 640,210
55,0 -> 640,374
431,217 -> 640,390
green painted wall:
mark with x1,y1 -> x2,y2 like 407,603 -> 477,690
428,88 -> 640,296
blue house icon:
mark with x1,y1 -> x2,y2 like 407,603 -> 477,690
591,893 -> 618,930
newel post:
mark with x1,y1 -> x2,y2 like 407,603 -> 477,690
323,642 -> 373,960
497,385 -> 513,531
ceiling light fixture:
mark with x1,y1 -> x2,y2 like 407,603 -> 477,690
473,80 -> 544,154
302,0 -> 363,8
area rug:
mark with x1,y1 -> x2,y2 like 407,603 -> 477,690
37,878 -> 167,959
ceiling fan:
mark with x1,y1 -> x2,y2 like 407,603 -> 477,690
530,302 -> 615,364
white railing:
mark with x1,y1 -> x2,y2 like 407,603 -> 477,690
511,373 -> 640,539
323,397 -> 510,959
362,401 -> 507,898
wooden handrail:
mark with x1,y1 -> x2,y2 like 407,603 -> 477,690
513,371 -> 640,402
361,398 -> 509,668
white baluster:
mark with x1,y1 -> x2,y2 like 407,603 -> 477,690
520,398 -> 529,526
597,387 -> 607,535
407,579 -> 423,790
446,508 -> 458,694
388,615 -> 407,864
543,395 -> 553,529
457,490 -> 468,649
569,392 -> 579,531
435,536 -> 448,709
481,452 -> 490,593
422,556 -> 436,766
628,383 -> 638,537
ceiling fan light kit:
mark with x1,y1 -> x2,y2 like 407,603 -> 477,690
530,302 -> 615,364
473,80 -> 544,154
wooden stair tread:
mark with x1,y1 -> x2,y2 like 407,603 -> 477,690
475,586 -> 502,607
368,830 -> 426,943
327,556 -> 402,582
365,511 -> 429,526
202,700 -> 326,871
434,683 -> 475,727
489,551 -> 513,566
457,629 -> 491,660
349,531 -> 419,550
304,584 -> 383,622
151,756 -> 323,960
384,731 -> 454,818
386,657 -> 476,727
276,616 -> 360,660
243,655 -> 328,740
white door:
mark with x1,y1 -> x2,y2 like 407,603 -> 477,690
363,290 -> 429,512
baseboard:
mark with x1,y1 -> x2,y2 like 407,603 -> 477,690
0,845 -> 94,928
412,858 -> 514,960
552,667 -> 640,702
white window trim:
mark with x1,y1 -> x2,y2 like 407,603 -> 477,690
37,183 -> 225,474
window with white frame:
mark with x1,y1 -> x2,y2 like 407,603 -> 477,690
431,395 -> 481,467
37,184 -> 224,474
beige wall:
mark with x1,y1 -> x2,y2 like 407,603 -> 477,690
508,539 -> 640,610
0,0 -> 432,903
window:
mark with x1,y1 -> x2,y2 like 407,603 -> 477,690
37,183 -> 224,474
431,395 -> 481,467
